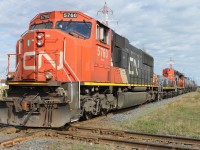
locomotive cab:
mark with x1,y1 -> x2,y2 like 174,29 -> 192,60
8,11 -> 112,83
1,11 -> 115,127
8,11 -> 93,82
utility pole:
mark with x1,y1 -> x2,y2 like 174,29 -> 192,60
142,44 -> 147,52
97,2 -> 113,26
168,57 -> 174,69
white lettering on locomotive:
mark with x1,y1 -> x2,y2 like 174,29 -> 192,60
23,51 -> 36,70
97,46 -> 108,59
23,51 -> 63,70
129,57 -> 139,76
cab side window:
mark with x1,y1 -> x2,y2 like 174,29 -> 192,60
96,24 -> 110,45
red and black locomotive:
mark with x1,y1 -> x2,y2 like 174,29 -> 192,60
0,11 -> 196,127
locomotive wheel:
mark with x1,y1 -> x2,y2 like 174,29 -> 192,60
84,111 -> 93,120
100,100 -> 110,115
100,108 -> 109,115
157,94 -> 161,101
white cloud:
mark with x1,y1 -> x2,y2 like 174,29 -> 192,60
0,0 -> 199,84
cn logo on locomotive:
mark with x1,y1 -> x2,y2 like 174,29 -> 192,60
129,57 -> 139,76
23,51 -> 63,70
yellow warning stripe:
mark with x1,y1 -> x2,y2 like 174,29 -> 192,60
163,87 -> 184,90
83,82 -> 185,89
83,82 -> 155,87
8,82 -> 48,85
8,81 -> 185,90
163,87 -> 175,90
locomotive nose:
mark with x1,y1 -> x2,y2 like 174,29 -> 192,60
22,31 -> 45,51
20,31 -> 38,80
19,30 -> 64,82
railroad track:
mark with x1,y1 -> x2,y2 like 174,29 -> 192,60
0,130 -> 46,148
63,125 -> 200,150
0,125 -> 200,149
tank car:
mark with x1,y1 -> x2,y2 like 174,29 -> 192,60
0,11 -> 154,127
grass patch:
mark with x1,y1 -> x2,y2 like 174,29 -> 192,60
122,92 -> 200,138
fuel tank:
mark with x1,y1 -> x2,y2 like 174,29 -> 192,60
131,87 -> 147,92
117,92 -> 148,109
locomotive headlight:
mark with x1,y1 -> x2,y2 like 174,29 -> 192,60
45,72 -> 53,80
37,40 -> 43,47
7,73 -> 13,79
37,33 -> 44,39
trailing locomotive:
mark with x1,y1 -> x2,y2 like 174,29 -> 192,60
0,11 -> 196,127
153,68 -> 196,99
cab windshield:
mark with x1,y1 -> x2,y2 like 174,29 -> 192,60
56,21 -> 92,39
30,22 -> 53,30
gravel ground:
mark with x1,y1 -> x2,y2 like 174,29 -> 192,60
0,133 -> 22,141
3,138 -> 76,150
0,93 -> 190,150
3,137 -> 111,150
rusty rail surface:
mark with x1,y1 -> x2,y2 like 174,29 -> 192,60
0,125 -> 200,149
0,129 -> 46,148
47,130 -> 197,150
65,125 -> 200,150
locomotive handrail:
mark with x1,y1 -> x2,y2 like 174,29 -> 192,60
35,54 -> 38,80
21,30 -> 28,37
0,67 -> 7,91
62,67 -> 73,104
63,38 -> 80,108
7,54 -> 21,73
13,62 -> 20,80
63,38 -> 80,82
62,68 -> 72,82
30,14 -> 39,23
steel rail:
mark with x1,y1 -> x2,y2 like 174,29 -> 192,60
67,126 -> 200,149
47,130 -> 198,150
0,126 -> 199,149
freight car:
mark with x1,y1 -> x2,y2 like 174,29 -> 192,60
0,11 -> 196,127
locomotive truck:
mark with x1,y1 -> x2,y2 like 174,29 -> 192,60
0,11 -> 196,127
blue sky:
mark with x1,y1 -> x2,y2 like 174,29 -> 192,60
0,0 -> 200,84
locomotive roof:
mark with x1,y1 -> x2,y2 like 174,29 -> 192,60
29,10 -> 154,66
163,68 -> 184,76
30,11 -> 94,24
